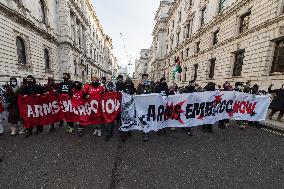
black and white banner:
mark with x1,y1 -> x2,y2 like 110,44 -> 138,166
121,91 -> 271,133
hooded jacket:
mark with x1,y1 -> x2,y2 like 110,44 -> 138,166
19,76 -> 46,95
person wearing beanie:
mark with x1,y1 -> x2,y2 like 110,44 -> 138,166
116,75 -> 125,92
44,77 -> 58,132
101,77 -> 107,86
136,73 -> 154,142
71,81 -> 85,137
202,82 -> 216,133
19,75 -> 46,137
57,73 -> 75,132
155,77 -> 169,136
123,77 -> 136,95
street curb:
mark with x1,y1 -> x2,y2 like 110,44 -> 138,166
260,121 -> 284,134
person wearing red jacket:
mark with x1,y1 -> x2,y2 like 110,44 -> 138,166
83,76 -> 105,137
72,81 -> 85,137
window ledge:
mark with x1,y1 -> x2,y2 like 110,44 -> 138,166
17,63 -> 33,68
231,76 -> 242,78
45,69 -> 53,73
269,72 -> 284,76
206,78 -> 214,80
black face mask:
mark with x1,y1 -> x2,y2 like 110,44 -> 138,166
75,85 -> 81,90
63,77 -> 69,82
92,81 -> 100,87
10,80 -> 17,87
27,81 -> 34,85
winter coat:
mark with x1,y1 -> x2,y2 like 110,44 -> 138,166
116,81 -> 125,92
136,83 -> 154,95
123,82 -> 136,95
156,82 -> 169,96
84,83 -> 105,95
19,84 -> 46,96
268,87 -> 284,111
57,80 -> 74,97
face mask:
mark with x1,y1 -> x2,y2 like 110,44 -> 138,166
75,85 -> 81,90
10,81 -> 17,87
27,81 -> 33,85
63,77 -> 69,82
93,81 -> 100,86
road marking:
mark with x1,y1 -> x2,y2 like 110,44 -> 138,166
261,128 -> 284,137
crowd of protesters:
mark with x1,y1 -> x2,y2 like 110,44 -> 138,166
0,73 -> 283,143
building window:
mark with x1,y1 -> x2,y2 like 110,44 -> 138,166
193,64 -> 198,81
74,60 -> 77,74
239,12 -> 251,33
177,31 -> 180,46
16,36 -> 26,64
44,48 -> 50,70
181,51 -> 184,61
213,30 -> 219,45
189,0 -> 193,6
186,22 -> 191,38
186,48 -> 189,58
271,40 -> 284,73
183,67 -> 188,82
219,0 -> 226,12
233,50 -> 245,76
196,42 -> 200,53
208,59 -> 216,79
172,20 -> 175,29
179,11 -> 182,22
201,7 -> 206,27
39,0 -> 47,25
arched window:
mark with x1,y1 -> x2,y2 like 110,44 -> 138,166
39,0 -> 47,24
16,37 -> 26,64
44,48 -> 50,70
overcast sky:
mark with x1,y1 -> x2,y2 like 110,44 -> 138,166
93,0 -> 160,74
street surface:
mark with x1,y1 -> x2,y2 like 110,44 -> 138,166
0,124 -> 283,189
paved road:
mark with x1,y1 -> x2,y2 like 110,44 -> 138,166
0,125 -> 283,189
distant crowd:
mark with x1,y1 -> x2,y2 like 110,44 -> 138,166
0,73 -> 283,142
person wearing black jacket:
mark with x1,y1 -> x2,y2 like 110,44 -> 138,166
116,75 -> 125,92
120,78 -> 136,142
19,75 -> 46,137
181,80 -> 196,136
123,77 -> 136,95
156,77 -> 169,96
57,73 -> 74,97
45,77 -> 58,132
218,82 -> 233,129
136,74 -> 153,141
57,73 -> 75,132
155,78 -> 169,135
268,84 -> 284,122
202,82 -> 216,133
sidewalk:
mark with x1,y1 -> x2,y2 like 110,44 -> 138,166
261,118 -> 284,132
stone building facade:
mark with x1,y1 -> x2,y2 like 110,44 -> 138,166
133,49 -> 150,79
0,0 -> 117,84
148,0 -> 284,89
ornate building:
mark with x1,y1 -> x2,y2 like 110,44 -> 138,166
0,0 -> 117,83
148,0 -> 284,89
133,49 -> 150,79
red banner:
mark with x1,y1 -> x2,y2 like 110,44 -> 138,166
18,92 -> 122,128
